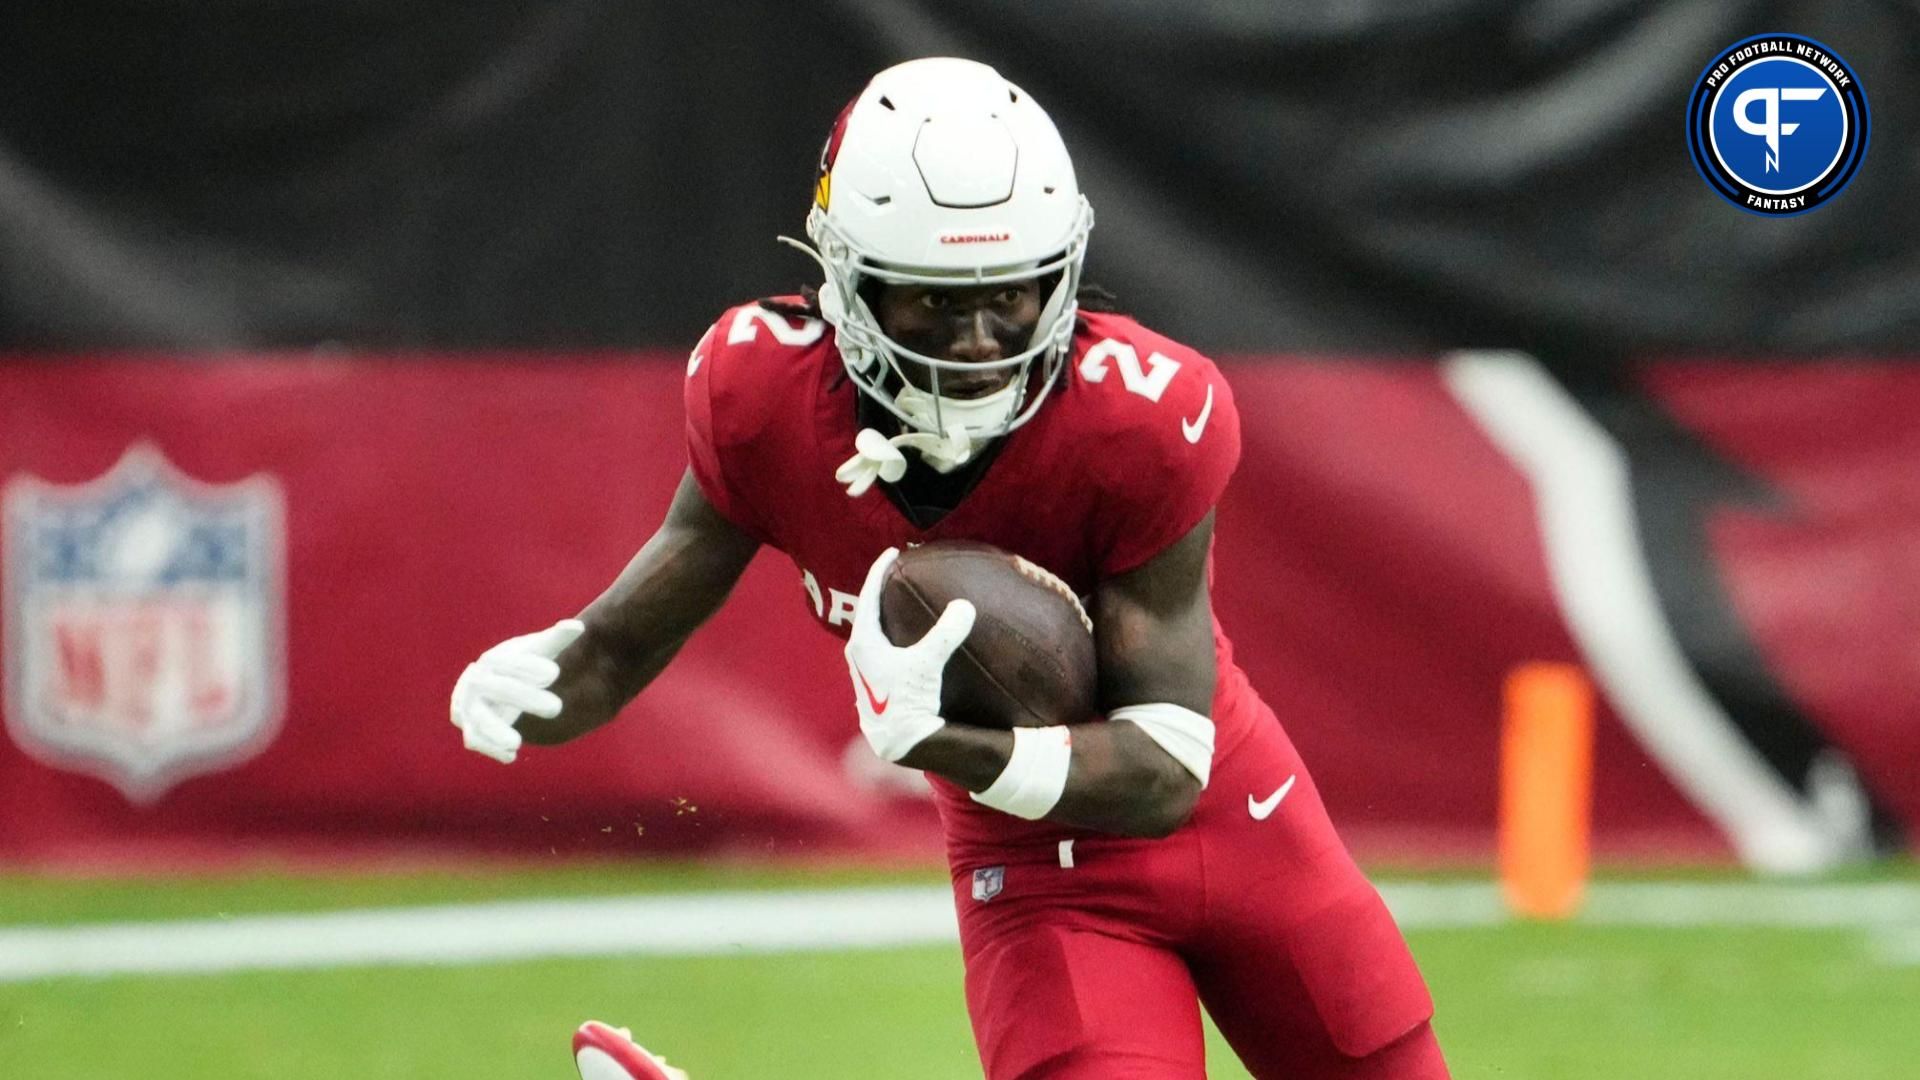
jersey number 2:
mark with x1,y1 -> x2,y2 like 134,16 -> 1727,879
1078,339 -> 1180,402
728,307 -> 826,347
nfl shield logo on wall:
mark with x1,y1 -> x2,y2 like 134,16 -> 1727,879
3,445 -> 286,802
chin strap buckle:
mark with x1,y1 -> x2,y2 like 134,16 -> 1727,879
835,426 -> 973,497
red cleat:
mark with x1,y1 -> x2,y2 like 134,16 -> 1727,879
572,1021 -> 690,1080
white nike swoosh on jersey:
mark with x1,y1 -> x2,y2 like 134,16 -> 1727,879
1182,384 -> 1215,443
686,350 -> 704,377
1248,774 -> 1297,821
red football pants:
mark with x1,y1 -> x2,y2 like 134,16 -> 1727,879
948,716 -> 1446,1080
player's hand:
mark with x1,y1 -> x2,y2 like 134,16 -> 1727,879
449,619 -> 585,764
844,547 -> 975,762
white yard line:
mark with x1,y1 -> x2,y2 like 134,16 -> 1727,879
0,886 -> 959,983
1575,881 -> 1920,928
1,880 -> 1917,982
1384,880 -> 1920,929
1872,928 -> 1920,966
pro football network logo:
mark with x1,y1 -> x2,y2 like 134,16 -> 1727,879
1687,34 -> 1869,216
3,445 -> 285,802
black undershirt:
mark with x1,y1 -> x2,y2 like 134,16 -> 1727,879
856,391 -> 1006,529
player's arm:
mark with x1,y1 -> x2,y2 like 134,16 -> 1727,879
889,514 -> 1216,838
451,469 -> 759,760
525,469 -> 760,743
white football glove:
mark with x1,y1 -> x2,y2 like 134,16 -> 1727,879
450,619 -> 585,764
844,547 -> 975,762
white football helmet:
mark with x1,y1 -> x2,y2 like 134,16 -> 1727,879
787,57 -> 1094,452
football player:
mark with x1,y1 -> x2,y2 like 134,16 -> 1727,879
453,57 -> 1448,1080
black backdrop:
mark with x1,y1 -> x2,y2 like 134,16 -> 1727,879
2,1 -> 1916,358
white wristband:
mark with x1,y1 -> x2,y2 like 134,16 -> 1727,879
970,726 -> 1073,820
1108,702 -> 1215,787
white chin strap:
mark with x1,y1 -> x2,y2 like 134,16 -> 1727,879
835,380 -> 1020,497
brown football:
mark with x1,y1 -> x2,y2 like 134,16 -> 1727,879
879,541 -> 1099,729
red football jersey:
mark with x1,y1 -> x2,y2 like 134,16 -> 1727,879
685,300 -> 1259,856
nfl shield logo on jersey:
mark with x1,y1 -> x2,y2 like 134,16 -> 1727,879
971,865 -> 1005,902
3,445 -> 286,802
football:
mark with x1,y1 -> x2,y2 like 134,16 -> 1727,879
879,541 -> 1099,729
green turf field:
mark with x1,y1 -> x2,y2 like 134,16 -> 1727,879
2,863 -> 1916,1079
